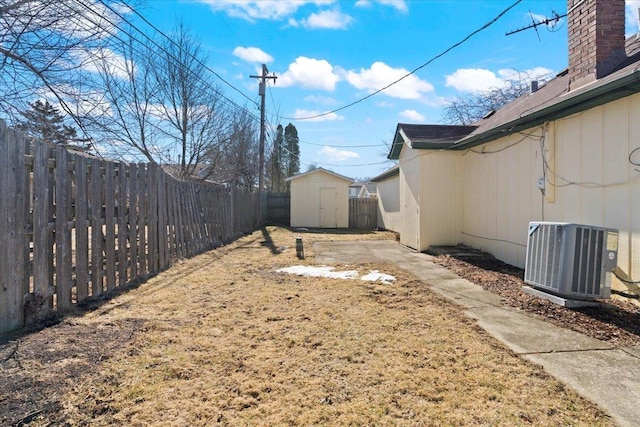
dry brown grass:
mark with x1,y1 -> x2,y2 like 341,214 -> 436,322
20,227 -> 611,426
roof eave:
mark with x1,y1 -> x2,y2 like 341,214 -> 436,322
451,73 -> 640,150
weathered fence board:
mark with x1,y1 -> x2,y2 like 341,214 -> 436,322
90,157 -> 103,296
75,155 -> 89,301
349,198 -> 378,230
266,193 -> 290,226
0,120 -> 264,332
55,147 -> 73,309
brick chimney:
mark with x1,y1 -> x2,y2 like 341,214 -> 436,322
568,0 -> 627,87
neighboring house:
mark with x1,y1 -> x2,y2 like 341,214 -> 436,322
349,182 -> 363,198
384,0 -> 640,297
371,166 -> 400,231
350,181 -> 378,198
286,167 -> 352,228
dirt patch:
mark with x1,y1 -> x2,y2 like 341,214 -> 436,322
1,227 -> 613,426
430,247 -> 640,348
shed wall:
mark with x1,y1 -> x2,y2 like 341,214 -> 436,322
289,171 -> 349,228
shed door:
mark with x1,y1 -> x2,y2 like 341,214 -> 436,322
320,188 -> 337,228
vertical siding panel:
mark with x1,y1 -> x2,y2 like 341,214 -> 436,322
580,108 -> 604,225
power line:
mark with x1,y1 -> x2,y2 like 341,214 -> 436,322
282,0 -> 522,121
87,0 -> 260,121
118,0 -> 258,107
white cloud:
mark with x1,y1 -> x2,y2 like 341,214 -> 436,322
318,146 -> 359,161
232,46 -> 273,63
355,0 -> 407,12
291,9 -> 353,29
377,0 -> 408,12
344,62 -> 433,100
399,109 -> 424,122
278,57 -> 341,90
303,94 -> 339,105
73,48 -> 131,79
291,109 -> 343,122
626,1 -> 640,35
445,68 -> 504,93
375,100 -> 394,108
445,67 -> 554,93
196,0 -> 334,21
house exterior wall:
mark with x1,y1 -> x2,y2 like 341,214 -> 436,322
289,170 -> 349,228
376,174 -> 401,232
460,128 -> 544,267
420,152 -> 464,251
458,93 -> 640,294
398,147 -> 463,251
398,144 -> 422,249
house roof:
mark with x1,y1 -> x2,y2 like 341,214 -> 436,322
371,165 -> 399,182
388,36 -> 640,158
388,123 -> 477,159
285,167 -> 353,182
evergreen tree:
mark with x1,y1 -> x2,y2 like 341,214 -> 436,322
16,100 -> 77,144
268,124 -> 286,192
284,123 -> 300,180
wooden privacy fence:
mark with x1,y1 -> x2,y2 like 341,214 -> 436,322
0,120 -> 261,333
349,198 -> 378,230
266,192 -> 290,225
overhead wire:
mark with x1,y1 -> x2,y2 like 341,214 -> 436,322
86,0 -> 260,123
117,0 -> 258,107
281,0 -> 523,121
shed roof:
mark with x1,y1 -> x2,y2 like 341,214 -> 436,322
285,167 -> 353,182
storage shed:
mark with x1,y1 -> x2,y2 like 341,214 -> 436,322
286,168 -> 352,228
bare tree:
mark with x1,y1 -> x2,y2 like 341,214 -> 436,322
0,0 -> 124,124
442,71 -> 552,125
90,28 -> 162,162
204,108 -> 259,188
151,22 -> 230,178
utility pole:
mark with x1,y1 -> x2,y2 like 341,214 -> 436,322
250,64 -> 277,194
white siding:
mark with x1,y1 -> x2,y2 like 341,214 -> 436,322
289,170 -> 350,228
455,93 -> 640,293
376,174 -> 400,232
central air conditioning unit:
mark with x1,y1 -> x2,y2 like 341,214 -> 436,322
524,222 -> 619,300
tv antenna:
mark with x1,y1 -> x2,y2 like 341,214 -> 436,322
505,10 -> 566,38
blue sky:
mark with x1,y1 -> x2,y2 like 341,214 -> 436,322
132,0 -> 640,179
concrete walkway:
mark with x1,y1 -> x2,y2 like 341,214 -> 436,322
314,240 -> 640,427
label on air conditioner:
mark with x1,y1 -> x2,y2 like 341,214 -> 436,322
606,232 -> 619,251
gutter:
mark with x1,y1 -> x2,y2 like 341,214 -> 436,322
450,71 -> 640,151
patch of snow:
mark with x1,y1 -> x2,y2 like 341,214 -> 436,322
361,270 -> 396,285
276,265 -> 359,280
276,266 -> 395,284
